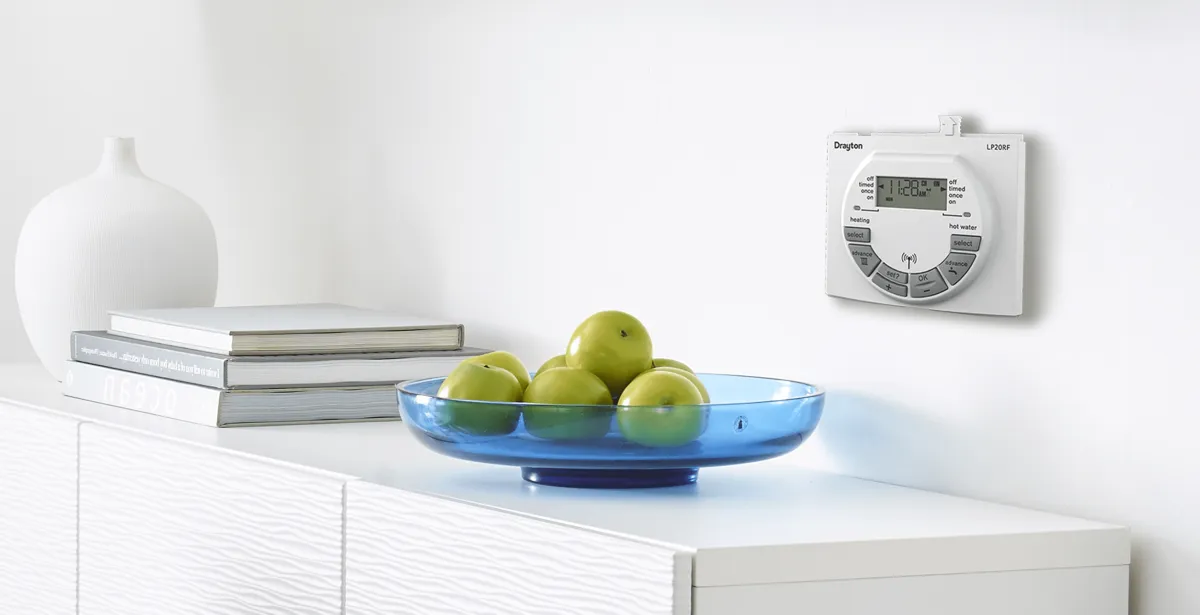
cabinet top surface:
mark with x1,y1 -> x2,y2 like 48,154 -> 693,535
0,363 -> 1128,582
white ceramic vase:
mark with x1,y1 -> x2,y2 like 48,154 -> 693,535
14,137 -> 219,381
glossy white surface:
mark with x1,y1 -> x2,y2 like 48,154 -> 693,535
0,363 -> 1128,589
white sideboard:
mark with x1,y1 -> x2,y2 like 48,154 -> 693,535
78,424 -> 347,614
0,363 -> 1130,614
0,402 -> 78,614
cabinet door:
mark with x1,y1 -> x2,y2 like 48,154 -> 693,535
345,482 -> 691,615
78,424 -> 347,615
0,403 -> 79,615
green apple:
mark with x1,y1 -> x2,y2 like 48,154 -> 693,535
651,358 -> 693,373
565,310 -> 653,397
651,366 -> 710,403
522,367 -> 614,440
465,351 -> 531,393
616,370 -> 707,447
534,354 -> 567,378
436,362 -> 522,436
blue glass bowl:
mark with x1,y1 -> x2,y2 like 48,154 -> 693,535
396,373 -> 824,489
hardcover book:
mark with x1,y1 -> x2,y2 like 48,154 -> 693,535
72,331 -> 487,389
107,303 -> 465,356
62,361 -> 402,427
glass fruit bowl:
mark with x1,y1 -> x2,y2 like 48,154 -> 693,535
395,373 -> 824,489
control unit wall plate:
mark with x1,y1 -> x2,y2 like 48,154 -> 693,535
824,115 -> 1026,316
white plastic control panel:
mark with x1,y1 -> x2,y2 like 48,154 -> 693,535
824,115 -> 1026,316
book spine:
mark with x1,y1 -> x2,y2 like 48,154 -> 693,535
62,361 -> 224,427
72,332 -> 228,389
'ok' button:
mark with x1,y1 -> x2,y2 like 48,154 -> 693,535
911,268 -> 949,298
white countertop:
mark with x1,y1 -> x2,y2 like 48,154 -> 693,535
0,362 -> 1130,586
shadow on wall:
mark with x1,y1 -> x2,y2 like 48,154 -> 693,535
1018,134 -> 1055,323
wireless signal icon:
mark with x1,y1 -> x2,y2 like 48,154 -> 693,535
900,252 -> 918,270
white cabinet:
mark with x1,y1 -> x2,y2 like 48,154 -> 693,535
0,365 -> 1131,615
693,566 -> 1129,615
344,482 -> 691,615
0,403 -> 79,615
78,424 -> 347,615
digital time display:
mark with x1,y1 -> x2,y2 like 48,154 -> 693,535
877,176 -> 947,211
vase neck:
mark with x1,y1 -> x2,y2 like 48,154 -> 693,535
93,137 -> 145,178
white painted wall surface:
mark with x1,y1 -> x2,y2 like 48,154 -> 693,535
0,0 -> 340,361
3,1 -> 1195,612
325,2 -> 1199,613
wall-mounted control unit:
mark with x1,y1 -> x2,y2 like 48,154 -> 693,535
825,115 -> 1026,316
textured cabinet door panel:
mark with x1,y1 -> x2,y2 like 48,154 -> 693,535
0,402 -> 79,615
78,424 -> 347,615
345,482 -> 692,615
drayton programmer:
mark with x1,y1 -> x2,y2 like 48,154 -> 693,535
824,115 -> 1026,316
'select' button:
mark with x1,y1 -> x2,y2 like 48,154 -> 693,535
950,234 -> 982,252
844,226 -> 870,243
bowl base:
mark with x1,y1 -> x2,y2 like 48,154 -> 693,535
521,467 -> 699,489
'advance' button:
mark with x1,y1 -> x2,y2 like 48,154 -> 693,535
844,226 -> 871,243
911,268 -> 948,298
950,234 -> 982,252
848,244 -> 880,277
937,252 -> 977,285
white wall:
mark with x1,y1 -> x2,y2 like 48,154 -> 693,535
327,2 -> 1199,613
0,0 -> 341,361
5,1 -> 1197,611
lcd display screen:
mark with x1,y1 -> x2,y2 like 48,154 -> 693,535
876,176 -> 947,211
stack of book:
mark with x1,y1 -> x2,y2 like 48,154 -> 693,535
61,303 -> 487,427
